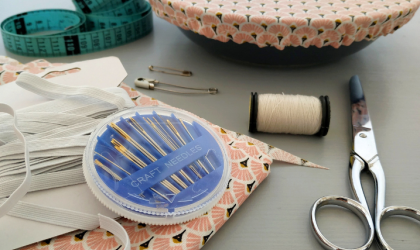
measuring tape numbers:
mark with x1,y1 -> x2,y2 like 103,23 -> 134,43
0,0 -> 153,57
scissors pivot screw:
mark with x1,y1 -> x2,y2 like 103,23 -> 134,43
359,133 -> 367,138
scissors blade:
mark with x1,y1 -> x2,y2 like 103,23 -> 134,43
350,75 -> 378,162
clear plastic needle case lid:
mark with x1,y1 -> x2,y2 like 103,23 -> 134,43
83,106 -> 230,224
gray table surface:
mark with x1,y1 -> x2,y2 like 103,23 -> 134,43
1,0 -> 420,249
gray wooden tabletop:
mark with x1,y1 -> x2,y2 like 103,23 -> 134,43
1,0 -> 420,249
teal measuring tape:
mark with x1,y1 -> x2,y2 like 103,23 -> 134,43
0,0 -> 153,57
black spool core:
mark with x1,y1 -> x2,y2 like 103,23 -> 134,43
316,96 -> 331,136
248,93 -> 330,136
249,92 -> 258,133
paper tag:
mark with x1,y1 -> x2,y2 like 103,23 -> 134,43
0,57 -> 127,110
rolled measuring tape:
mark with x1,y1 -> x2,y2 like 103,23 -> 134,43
0,0 -> 152,57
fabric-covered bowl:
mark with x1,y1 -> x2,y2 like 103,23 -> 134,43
150,0 -> 420,65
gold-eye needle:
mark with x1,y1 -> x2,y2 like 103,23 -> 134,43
162,179 -> 180,193
205,156 -> 216,171
141,117 -> 202,180
157,114 -> 179,142
155,116 -> 180,148
95,159 -> 122,181
94,152 -> 131,175
129,118 -> 195,185
156,118 -> 202,178
166,120 -> 210,174
111,123 -> 157,161
111,125 -> 186,192
111,138 -> 181,193
146,117 -> 178,150
166,120 -> 186,145
179,119 -> 195,141
179,119 -> 215,171
94,157 -> 146,198
129,118 -> 166,155
150,188 -> 170,202
111,139 -> 147,168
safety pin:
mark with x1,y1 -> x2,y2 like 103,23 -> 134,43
134,78 -> 218,95
149,65 -> 192,77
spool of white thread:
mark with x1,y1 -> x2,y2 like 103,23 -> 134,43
249,92 -> 330,136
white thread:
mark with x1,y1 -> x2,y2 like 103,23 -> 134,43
257,94 -> 322,135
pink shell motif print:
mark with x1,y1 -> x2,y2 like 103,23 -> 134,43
150,0 -> 420,50
0,56 -> 324,250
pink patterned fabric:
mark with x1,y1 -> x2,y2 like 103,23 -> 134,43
0,57 -> 323,250
150,0 -> 420,50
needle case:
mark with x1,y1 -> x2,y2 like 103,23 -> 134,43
83,106 -> 230,225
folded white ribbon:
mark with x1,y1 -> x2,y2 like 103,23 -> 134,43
0,73 -> 134,250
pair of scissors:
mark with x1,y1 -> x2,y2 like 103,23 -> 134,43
310,75 -> 420,250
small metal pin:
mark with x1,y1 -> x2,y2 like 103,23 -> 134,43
360,133 -> 367,138
134,78 -> 218,95
128,118 -> 195,185
112,122 -> 191,191
149,65 -> 192,77
95,152 -> 131,175
111,123 -> 157,162
143,117 -> 203,179
95,159 -> 122,181
166,120 -> 210,174
111,138 -> 147,168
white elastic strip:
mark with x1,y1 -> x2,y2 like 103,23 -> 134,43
16,112 -> 95,126
5,121 -> 64,134
0,136 -> 89,158
0,199 -> 101,230
0,157 -> 53,169
0,157 -> 61,175
0,158 -> 81,177
33,161 -> 81,176
98,214 -> 130,250
0,147 -> 84,160
0,200 -> 129,250
0,168 -> 85,199
16,73 -> 127,111
19,120 -> 100,142
0,80 -> 131,249
21,96 -> 115,114
0,104 -> 31,218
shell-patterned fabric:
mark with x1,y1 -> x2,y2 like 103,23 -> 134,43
0,56 -> 323,250
150,0 -> 420,50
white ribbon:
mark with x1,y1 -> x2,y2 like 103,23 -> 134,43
0,73 -> 133,250
0,104 -> 31,218
17,72 -> 128,111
